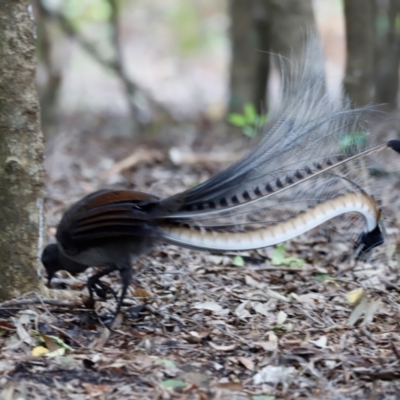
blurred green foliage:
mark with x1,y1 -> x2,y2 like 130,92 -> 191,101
397,14 -> 400,34
48,0 -> 226,56
339,132 -> 367,153
270,244 -> 305,267
375,12 -> 390,35
228,103 -> 267,138
165,0 -> 228,55
63,0 -> 112,25
166,1 -> 203,54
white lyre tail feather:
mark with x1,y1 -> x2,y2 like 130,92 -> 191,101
160,192 -> 379,251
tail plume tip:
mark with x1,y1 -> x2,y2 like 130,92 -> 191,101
387,140 -> 400,154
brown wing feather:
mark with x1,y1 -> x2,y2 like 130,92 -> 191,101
82,190 -> 159,209
57,190 -> 161,251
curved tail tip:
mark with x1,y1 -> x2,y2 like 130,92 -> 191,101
387,140 -> 400,154
354,225 -> 384,261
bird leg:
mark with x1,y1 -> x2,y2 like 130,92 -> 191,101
111,265 -> 133,323
92,281 -> 118,301
87,265 -> 118,308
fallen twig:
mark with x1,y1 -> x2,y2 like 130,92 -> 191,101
0,298 -> 82,308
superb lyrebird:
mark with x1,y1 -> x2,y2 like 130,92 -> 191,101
41,37 -> 400,322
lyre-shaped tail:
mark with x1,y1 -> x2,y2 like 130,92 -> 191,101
157,36 -> 400,258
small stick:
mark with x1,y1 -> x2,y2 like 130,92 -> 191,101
0,298 -> 82,308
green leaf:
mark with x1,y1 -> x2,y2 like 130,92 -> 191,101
155,358 -> 176,368
396,14 -> 400,34
228,113 -> 247,127
45,348 -> 66,358
160,379 -> 187,389
256,114 -> 268,127
31,330 -> 74,351
232,255 -> 245,267
270,244 -> 286,265
314,274 -> 338,286
49,335 -> 74,351
271,244 -> 304,267
244,103 -> 257,123
339,132 -> 367,152
314,273 -> 331,282
63,0 -> 112,23
242,126 -> 256,138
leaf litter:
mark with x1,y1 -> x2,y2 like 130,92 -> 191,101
1,132 -> 400,399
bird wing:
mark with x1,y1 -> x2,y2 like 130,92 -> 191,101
56,190 -> 161,249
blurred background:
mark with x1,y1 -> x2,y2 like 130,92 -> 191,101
33,0 -> 400,217
34,0 -> 400,137
34,0 -> 400,139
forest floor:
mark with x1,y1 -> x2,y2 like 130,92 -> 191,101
1,128 -> 400,400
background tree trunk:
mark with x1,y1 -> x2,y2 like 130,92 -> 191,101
228,0 -> 316,116
344,0 -> 375,107
0,0 -> 45,299
228,0 -> 261,113
254,0 -> 270,113
374,0 -> 400,108
268,0 -> 316,67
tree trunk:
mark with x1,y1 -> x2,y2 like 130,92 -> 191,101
254,0 -> 270,113
343,0 -> 375,107
228,0 -> 316,115
228,0 -> 261,113
268,0 -> 317,67
374,0 -> 400,108
0,0 -> 45,299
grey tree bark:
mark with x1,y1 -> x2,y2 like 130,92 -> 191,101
0,0 -> 45,299
268,0 -> 316,61
228,0 -> 262,113
344,0 -> 375,107
228,0 -> 317,116
254,0 -> 270,113
374,0 -> 400,108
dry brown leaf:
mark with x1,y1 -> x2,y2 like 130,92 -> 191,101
90,327 -> 110,349
133,288 -> 153,298
253,365 -> 297,385
193,301 -> 228,315
245,275 -> 265,289
251,302 -> 272,317
216,382 -> 243,391
208,342 -> 236,351
251,341 -> 277,352
348,296 -> 369,326
31,346 -> 49,357
310,335 -> 328,349
234,301 -> 251,319
362,298 -> 381,326
82,383 -> 113,394
238,356 -> 254,371
0,320 -> 15,330
277,310 -> 288,325
184,331 -> 210,344
39,333 -> 62,352
0,361 -> 14,374
346,288 -> 365,305
0,385 -> 15,400
100,149 -> 163,179
183,372 -> 210,388
14,318 -> 32,345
